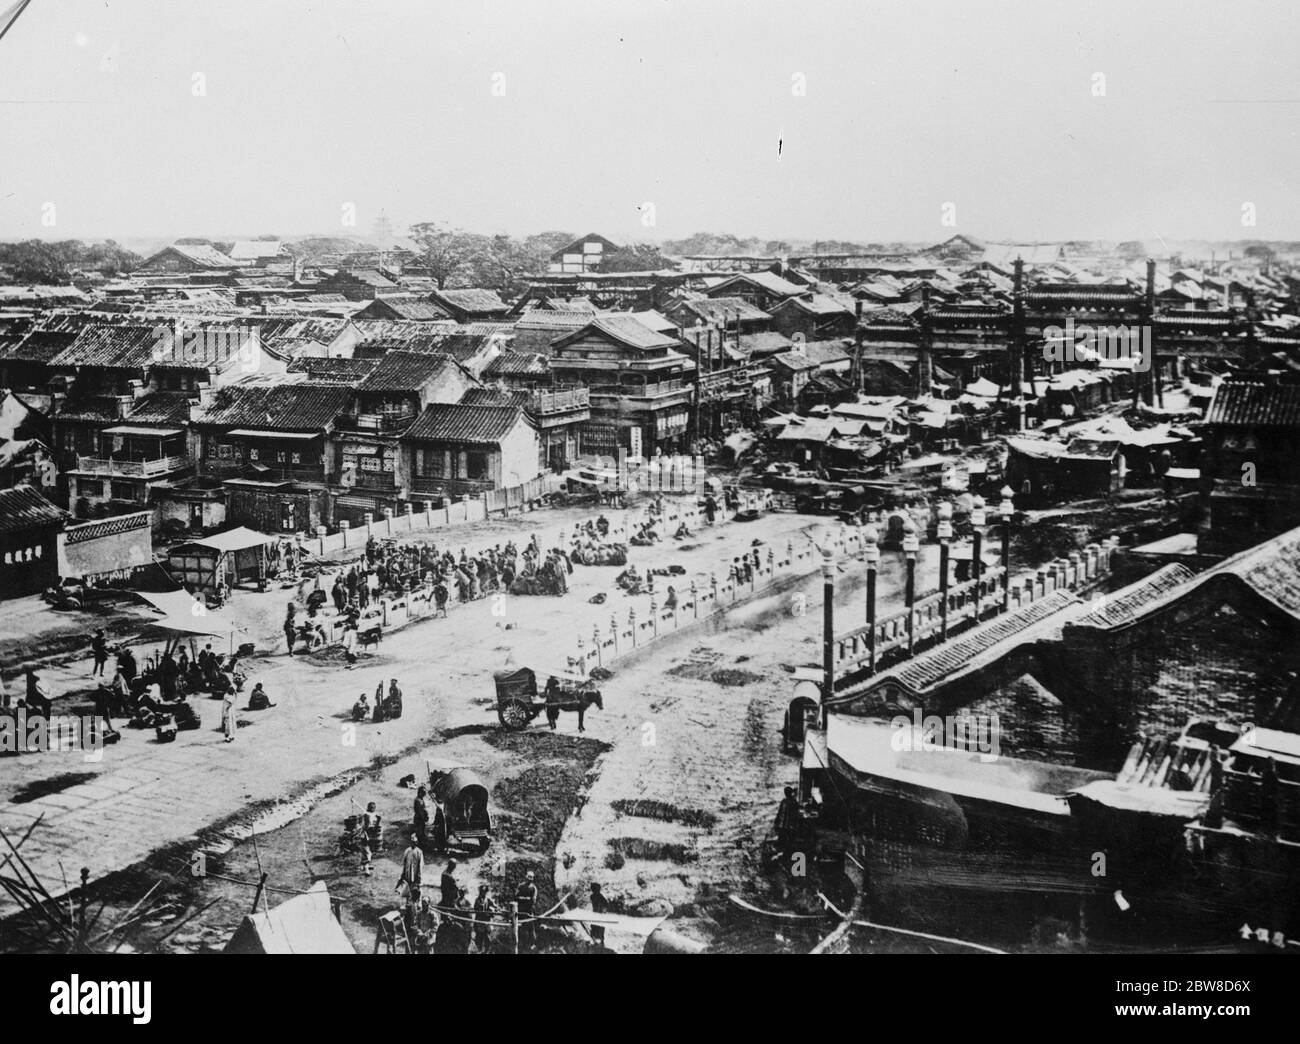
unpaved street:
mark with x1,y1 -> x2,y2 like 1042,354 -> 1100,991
0,497 -> 938,947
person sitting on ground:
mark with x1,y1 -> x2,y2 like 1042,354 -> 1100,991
247,682 -> 274,711
352,692 -> 370,722
24,668 -> 52,718
105,666 -> 131,718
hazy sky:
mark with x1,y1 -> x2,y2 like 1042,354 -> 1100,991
1,0 -> 1298,244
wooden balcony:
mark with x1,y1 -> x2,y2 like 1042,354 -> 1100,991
75,454 -> 191,478
337,412 -> 416,434
531,388 -> 590,414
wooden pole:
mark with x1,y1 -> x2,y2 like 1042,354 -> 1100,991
509,901 -> 519,954
251,872 -> 269,914
939,539 -> 950,643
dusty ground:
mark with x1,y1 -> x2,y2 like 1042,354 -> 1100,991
2,477 -> 1149,953
2,495 -> 930,951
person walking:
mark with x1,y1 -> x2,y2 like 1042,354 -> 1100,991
515,871 -> 539,950
774,786 -> 801,861
439,859 -> 459,910
221,687 -> 237,743
283,603 -> 297,656
360,802 -> 382,875
473,884 -> 496,954
589,882 -> 611,949
413,785 -> 431,848
91,629 -> 109,677
398,833 -> 424,906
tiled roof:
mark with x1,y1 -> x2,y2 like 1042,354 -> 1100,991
1220,525 -> 1300,621
460,387 -> 530,407
858,589 -> 1084,698
514,309 -> 596,329
193,382 -> 354,432
863,307 -> 920,327
330,268 -> 400,288
770,351 -> 819,372
1,329 -> 77,363
286,357 -> 378,383
775,293 -> 853,316
556,315 -> 680,351
0,486 -> 69,535
154,243 -> 239,268
348,319 -> 422,343
54,395 -> 124,423
358,298 -> 451,321
709,271 -> 805,297
1068,564 -> 1198,630
1025,283 -> 1141,301
158,323 -> 261,369
403,403 -> 527,444
800,340 -> 853,365
736,331 -> 794,356
1066,525 -> 1300,630
126,392 -> 192,427
484,351 -> 549,377
49,324 -> 160,369
542,296 -> 597,312
1204,380 -> 1300,427
428,288 -> 508,314
666,296 -> 772,324
357,351 -> 458,392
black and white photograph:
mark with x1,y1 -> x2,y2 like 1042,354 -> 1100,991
0,0 -> 1295,1007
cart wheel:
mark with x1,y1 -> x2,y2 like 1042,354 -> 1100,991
498,699 -> 531,730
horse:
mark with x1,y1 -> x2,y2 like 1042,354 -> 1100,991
544,688 -> 604,733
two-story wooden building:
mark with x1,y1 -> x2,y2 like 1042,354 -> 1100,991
66,390 -> 193,522
191,380 -> 355,533
402,403 -> 540,498
548,316 -> 695,457
331,351 -> 477,523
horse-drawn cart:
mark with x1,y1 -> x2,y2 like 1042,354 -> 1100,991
426,759 -> 493,854
493,666 -> 603,731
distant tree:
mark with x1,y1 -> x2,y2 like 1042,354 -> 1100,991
408,221 -> 482,289
81,239 -> 141,278
596,243 -> 671,273
1244,243 -> 1276,262
662,231 -> 762,256
0,239 -> 79,283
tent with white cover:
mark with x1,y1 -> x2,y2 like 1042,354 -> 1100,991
224,881 -> 355,954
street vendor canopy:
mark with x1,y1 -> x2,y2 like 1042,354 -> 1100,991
225,428 -> 320,440
135,589 -> 246,636
102,424 -> 184,437
171,526 -> 277,554
964,377 -> 1000,397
